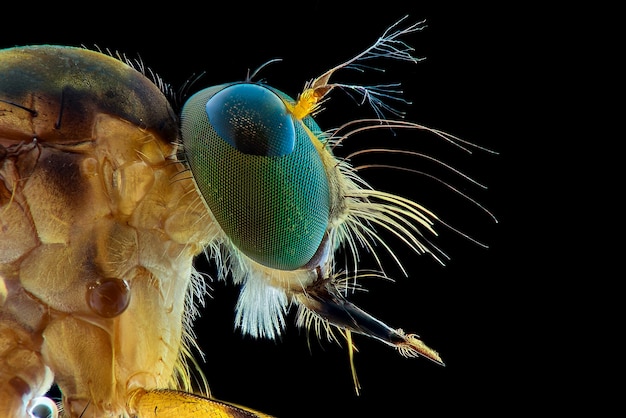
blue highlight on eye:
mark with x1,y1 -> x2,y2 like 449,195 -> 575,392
205,83 -> 296,157
182,81 -> 331,271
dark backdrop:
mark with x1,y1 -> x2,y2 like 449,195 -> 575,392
2,3 -> 523,417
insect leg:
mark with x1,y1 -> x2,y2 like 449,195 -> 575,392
128,388 -> 275,418
0,321 -> 54,417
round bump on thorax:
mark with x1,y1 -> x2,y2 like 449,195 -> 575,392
86,278 -> 130,318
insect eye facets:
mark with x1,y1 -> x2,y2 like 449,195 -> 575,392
181,83 -> 331,271
205,83 -> 296,157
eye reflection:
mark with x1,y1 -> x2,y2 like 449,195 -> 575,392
205,83 -> 296,157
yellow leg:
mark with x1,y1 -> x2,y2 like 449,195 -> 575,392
128,388 -> 275,418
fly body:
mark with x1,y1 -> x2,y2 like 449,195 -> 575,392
0,16 -> 495,417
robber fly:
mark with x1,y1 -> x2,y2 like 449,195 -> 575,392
0,16 -> 495,417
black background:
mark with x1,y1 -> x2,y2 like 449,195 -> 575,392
2,3 -> 527,417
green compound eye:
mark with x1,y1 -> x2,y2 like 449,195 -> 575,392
181,82 -> 330,271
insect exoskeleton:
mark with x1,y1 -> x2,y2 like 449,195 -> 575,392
0,16 -> 493,418
0,45 -> 253,417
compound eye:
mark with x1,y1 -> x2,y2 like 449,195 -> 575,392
181,83 -> 331,271
205,83 -> 295,156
